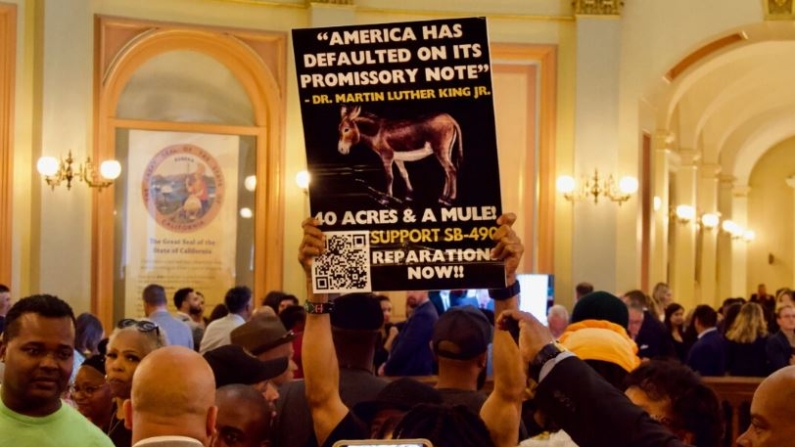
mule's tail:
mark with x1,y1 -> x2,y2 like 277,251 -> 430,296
452,119 -> 463,168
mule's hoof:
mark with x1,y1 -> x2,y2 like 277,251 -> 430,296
405,194 -> 414,202
438,197 -> 453,206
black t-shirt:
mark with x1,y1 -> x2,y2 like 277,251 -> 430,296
321,412 -> 369,447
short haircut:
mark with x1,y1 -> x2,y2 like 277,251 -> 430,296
623,289 -> 650,309
225,286 -> 252,314
547,304 -> 569,320
143,284 -> 167,306
576,282 -> 594,296
625,360 -> 722,447
262,290 -> 290,312
0,284 -> 9,293
173,287 -> 195,309
394,404 -> 495,447
3,294 -> 75,343
75,312 -> 105,354
279,305 -> 306,331
693,304 -> 718,328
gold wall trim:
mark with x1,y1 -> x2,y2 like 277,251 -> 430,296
763,0 -> 795,20
665,32 -> 747,82
0,3 -> 16,288
199,0 -> 576,21
93,16 -> 286,329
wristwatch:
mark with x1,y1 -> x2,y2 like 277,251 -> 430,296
529,342 -> 567,382
305,301 -> 334,314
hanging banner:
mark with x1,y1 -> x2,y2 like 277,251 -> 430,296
124,130 -> 240,318
293,17 -> 504,293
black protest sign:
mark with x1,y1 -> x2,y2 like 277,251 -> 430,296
293,17 -> 504,293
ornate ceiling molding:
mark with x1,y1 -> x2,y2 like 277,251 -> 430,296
763,0 -> 795,20
308,0 -> 354,4
573,0 -> 623,17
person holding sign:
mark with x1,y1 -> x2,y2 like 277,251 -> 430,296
298,213 -> 524,447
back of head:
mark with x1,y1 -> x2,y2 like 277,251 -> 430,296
129,346 -> 216,442
693,304 -> 718,329
570,291 -> 629,330
330,293 -> 383,364
623,290 -> 650,309
394,404 -> 495,447
625,359 -> 722,447
3,294 -> 75,343
75,312 -> 104,355
279,305 -> 307,331
725,302 -> 767,343
432,305 -> 492,361
225,286 -> 252,314
143,284 -> 167,307
575,282 -> 594,297
173,287 -> 194,310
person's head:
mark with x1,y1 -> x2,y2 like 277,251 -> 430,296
261,291 -> 290,314
406,290 -> 429,309
352,377 -> 443,438
225,286 -> 253,319
570,291 -> 630,331
692,305 -> 718,334
212,384 -> 273,447
664,303 -> 686,333
575,282 -> 594,300
546,304 -> 569,338
278,305 -> 306,332
105,319 -> 167,399
195,291 -> 206,316
231,314 -> 295,385
124,346 -> 217,445
725,302 -> 768,343
142,284 -> 167,316
625,303 -> 645,340
392,403 -> 496,447
209,303 -> 229,322
432,306 -> 492,388
329,293 -> 384,371
377,295 -> 392,326
0,284 -> 11,315
737,366 -> 795,447
624,359 -> 722,447
75,312 -> 105,356
174,287 -> 202,315
776,289 -> 794,307
776,305 -> 795,332
757,283 -> 767,297
276,295 -> 299,314
653,282 -> 672,307
559,320 -> 640,390
0,295 -> 76,417
72,355 -> 113,426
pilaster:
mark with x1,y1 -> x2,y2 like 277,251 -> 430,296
671,149 -> 700,310
698,164 -> 721,307
731,185 -> 751,297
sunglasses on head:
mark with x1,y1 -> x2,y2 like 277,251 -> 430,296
117,318 -> 160,336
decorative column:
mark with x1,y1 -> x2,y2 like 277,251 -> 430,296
698,164 -> 721,307
716,174 -> 735,301
786,176 -> 795,285
651,131 -> 673,288
731,185 -> 751,297
570,0 -> 623,293
672,149 -> 699,311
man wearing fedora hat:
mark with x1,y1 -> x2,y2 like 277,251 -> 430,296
230,313 -> 297,386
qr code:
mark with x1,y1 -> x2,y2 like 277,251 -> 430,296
312,231 -> 371,293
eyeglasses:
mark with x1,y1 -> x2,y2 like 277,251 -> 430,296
70,384 -> 106,397
116,319 -> 160,336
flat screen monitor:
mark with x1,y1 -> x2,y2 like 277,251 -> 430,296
516,273 -> 554,326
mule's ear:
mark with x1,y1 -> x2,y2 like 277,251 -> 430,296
340,105 -> 348,118
350,105 -> 361,119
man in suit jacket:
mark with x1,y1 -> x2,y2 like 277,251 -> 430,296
383,290 -> 439,376
767,304 -> 795,373
686,305 -> 726,376
124,346 -> 217,447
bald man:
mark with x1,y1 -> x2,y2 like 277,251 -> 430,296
212,385 -> 272,447
123,346 -> 218,447
737,365 -> 795,447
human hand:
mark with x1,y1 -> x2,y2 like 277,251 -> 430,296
491,213 -> 524,285
497,309 -> 554,364
388,326 -> 399,339
298,217 -> 325,275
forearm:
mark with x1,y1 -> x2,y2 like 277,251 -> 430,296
481,329 -> 524,447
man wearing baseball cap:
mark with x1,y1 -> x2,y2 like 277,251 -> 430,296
432,305 -> 493,415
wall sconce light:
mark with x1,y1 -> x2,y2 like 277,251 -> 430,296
557,170 -> 638,205
37,151 -> 121,191
244,175 -> 257,192
674,205 -> 696,224
700,213 -> 720,230
742,230 -> 756,242
295,170 -> 311,191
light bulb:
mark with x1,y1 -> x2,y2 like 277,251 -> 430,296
100,160 -> 122,180
244,175 -> 257,192
675,205 -> 695,222
556,175 -> 576,194
239,207 -> 253,219
296,170 -> 311,190
618,176 -> 638,194
701,213 -> 719,229
653,196 -> 662,211
37,156 -> 59,176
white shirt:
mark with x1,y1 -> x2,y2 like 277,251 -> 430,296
199,314 -> 246,354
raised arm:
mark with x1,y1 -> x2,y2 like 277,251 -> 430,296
298,218 -> 349,445
480,213 -> 526,447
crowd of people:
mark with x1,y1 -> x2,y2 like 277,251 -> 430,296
1,215 -> 794,447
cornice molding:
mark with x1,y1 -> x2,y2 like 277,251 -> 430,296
763,0 -> 795,20
573,0 -> 623,17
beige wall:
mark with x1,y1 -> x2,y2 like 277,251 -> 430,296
746,137 -> 795,295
